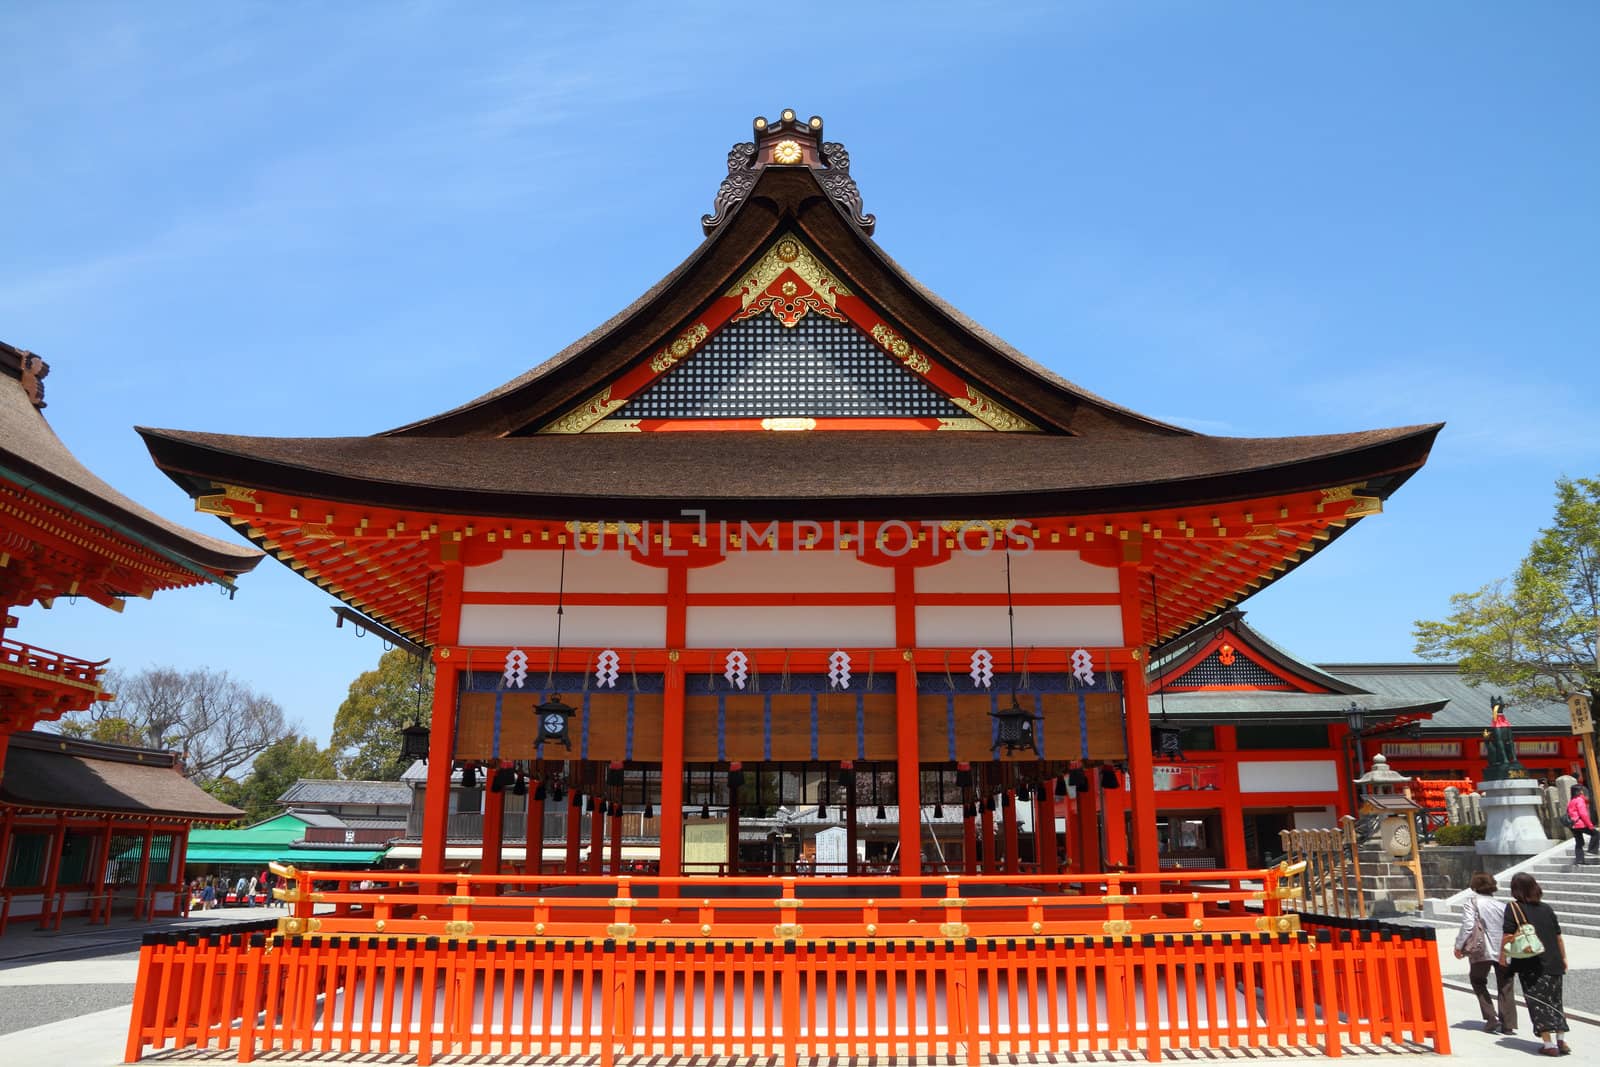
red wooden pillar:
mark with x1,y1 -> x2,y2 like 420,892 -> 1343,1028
1003,790 -> 1020,874
481,766 -> 505,887
131,825 -> 153,922
659,658 -> 685,883
726,785 -> 740,876
609,804 -> 623,874
962,808 -> 977,875
1216,726 -> 1248,873
95,820 -> 115,921
893,660 -> 921,888
989,792 -> 1003,874
1036,782 -> 1059,876
588,787 -> 605,875
0,807 -> 14,895
1103,776 -> 1130,868
526,761 -> 546,876
1119,557 -> 1161,874
1076,776 -> 1102,873
845,774 -> 859,876
564,788 -> 582,875
419,560 -> 464,874
37,814 -> 67,928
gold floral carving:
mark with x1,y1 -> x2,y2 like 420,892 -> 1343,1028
1318,485 -> 1359,503
935,418 -> 994,431
725,234 -> 852,324
951,385 -> 1036,432
772,140 -> 803,164
544,386 -> 623,434
868,323 -> 932,375
648,322 -> 710,374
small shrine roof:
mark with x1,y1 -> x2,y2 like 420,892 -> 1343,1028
0,730 -> 243,821
2,340 -> 261,585
1317,662 -> 1573,734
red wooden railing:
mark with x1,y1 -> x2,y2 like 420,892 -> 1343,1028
125,864 -> 1449,1063
0,636 -> 107,684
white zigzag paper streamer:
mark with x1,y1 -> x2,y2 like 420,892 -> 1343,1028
594,649 -> 621,689
503,648 -> 528,689
969,649 -> 994,688
828,650 -> 853,690
724,650 -> 749,690
1070,648 -> 1096,687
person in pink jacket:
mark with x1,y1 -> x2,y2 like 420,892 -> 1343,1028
1569,785 -> 1599,865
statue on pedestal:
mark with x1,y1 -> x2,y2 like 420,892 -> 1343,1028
1482,695 -> 1528,781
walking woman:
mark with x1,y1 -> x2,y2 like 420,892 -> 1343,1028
1455,871 -> 1516,1033
1500,872 -> 1569,1056
1569,785 -> 1599,865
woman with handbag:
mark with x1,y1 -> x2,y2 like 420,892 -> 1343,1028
1568,785 -> 1599,865
1455,872 -> 1516,1033
1500,873 -> 1569,1056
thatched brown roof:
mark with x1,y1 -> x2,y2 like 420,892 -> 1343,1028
140,424 -> 1439,522
1,731 -> 242,821
2,341 -> 261,580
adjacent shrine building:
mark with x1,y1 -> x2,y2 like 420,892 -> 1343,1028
140,111 -> 1441,882
1,341 -> 260,929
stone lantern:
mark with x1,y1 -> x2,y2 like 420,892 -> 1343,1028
1354,753 -> 1426,913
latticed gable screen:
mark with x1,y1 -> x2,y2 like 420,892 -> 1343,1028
615,314 -> 966,420
1167,650 -> 1290,689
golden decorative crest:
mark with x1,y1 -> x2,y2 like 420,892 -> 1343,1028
868,323 -> 932,374
648,322 -> 710,374
544,386 -> 623,434
951,385 -> 1036,432
726,234 -> 852,328
761,417 -> 816,431
772,139 -> 803,164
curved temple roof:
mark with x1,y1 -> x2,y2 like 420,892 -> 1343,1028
2,341 -> 261,592
134,111 -> 1440,646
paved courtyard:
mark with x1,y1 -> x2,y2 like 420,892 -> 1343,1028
1,911 -> 1594,1064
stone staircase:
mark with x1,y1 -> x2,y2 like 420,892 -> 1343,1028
1357,843 -> 1424,916
1522,847 -> 1600,938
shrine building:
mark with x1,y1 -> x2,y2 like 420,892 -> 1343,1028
138,111 -> 1439,885
1,340 -> 260,929
125,111 -> 1453,1065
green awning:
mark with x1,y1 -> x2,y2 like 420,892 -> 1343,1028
279,848 -> 384,866
185,842 -> 382,865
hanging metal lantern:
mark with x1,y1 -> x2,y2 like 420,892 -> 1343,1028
398,722 -> 431,764
1153,725 -> 1184,761
989,698 -> 1041,757
536,694 -> 577,749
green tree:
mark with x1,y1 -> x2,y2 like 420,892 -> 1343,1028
1414,477 -> 1600,707
330,648 -> 433,780
208,734 -> 336,824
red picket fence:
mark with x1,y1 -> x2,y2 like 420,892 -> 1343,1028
126,917 -> 1448,1063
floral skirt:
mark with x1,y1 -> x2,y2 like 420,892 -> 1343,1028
1518,970 -> 1567,1035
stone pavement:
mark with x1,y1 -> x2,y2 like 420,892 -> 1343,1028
0,910 -> 1595,1064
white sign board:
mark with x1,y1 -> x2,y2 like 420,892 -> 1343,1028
813,826 -> 849,875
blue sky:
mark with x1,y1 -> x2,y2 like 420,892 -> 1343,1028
3,3 -> 1596,746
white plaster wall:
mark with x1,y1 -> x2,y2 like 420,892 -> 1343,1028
914,604 -> 1122,648
686,606 -> 895,648
688,551 -> 895,593
463,549 -> 668,594
914,550 -> 1118,594
1237,760 -> 1340,795
458,604 -> 666,647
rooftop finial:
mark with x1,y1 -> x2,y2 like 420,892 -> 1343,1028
702,111 -> 874,236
